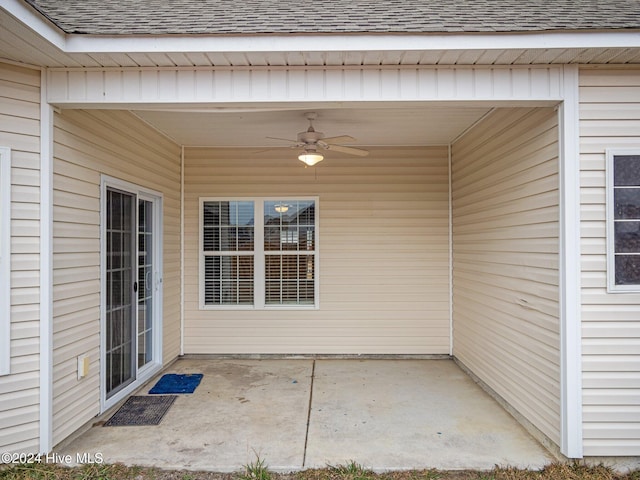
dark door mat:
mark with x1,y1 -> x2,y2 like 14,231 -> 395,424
104,395 -> 177,426
149,373 -> 203,394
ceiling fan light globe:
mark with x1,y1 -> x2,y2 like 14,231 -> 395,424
298,153 -> 324,166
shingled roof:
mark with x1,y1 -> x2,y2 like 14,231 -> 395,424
24,0 -> 640,35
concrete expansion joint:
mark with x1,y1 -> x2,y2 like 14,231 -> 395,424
302,359 -> 316,468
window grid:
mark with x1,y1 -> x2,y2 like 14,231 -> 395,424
204,254 -> 254,305
202,201 -> 255,306
265,254 -> 315,305
607,151 -> 640,292
264,199 -> 316,306
200,198 -> 318,309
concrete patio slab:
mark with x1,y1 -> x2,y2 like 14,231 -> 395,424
57,358 -> 553,472
59,359 -> 313,471
305,359 -> 552,470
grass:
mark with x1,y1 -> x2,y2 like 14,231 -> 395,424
0,462 -> 140,480
238,455 -> 272,480
0,460 -> 638,480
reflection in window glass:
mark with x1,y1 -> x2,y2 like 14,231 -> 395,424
265,255 -> 315,305
264,200 -> 315,252
610,154 -> 640,289
202,201 -> 255,305
203,201 -> 254,252
264,200 -> 316,305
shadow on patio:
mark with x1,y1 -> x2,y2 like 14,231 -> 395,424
57,358 -> 553,472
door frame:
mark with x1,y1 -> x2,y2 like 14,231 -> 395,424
100,175 -> 164,412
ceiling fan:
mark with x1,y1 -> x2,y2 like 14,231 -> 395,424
266,112 -> 369,166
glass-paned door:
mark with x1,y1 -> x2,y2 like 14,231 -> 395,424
137,198 -> 154,368
105,186 -> 161,402
106,188 -> 136,397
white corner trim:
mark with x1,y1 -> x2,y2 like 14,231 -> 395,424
98,176 -> 107,414
448,144 -> 454,356
39,70 -> 54,454
558,64 -> 583,459
180,146 -> 185,356
0,146 -> 11,376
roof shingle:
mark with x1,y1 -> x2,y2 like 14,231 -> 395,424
25,0 -> 640,35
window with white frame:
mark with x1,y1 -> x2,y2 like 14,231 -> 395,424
0,147 -> 11,375
202,200 -> 255,305
200,198 -> 318,308
607,150 -> 640,292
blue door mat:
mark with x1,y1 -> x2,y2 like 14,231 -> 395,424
149,373 -> 203,394
104,395 -> 176,426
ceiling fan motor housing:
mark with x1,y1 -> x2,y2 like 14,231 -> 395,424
297,129 -> 324,144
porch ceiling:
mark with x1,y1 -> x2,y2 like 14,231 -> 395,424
132,105 -> 493,147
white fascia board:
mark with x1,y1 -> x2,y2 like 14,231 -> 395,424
63,31 -> 640,54
2,0 -> 66,50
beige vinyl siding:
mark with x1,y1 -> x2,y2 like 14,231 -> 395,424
52,109 -> 181,445
451,108 -> 561,447
579,67 -> 640,456
184,147 -> 450,354
0,62 -> 41,453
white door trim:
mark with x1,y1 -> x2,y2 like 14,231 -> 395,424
100,175 -> 164,413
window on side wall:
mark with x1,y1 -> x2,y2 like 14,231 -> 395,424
607,150 -> 640,292
200,198 -> 318,309
0,147 -> 11,375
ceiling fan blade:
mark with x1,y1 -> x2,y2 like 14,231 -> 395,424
266,136 -> 299,144
320,135 -> 356,144
324,144 -> 369,157
253,147 -> 298,154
